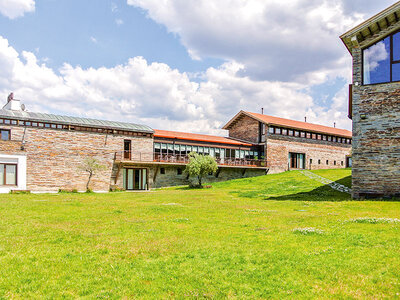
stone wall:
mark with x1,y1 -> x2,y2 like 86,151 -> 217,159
151,165 -> 267,188
266,134 -> 351,174
228,115 -> 260,143
352,50 -> 400,198
0,125 -> 153,192
350,22 -> 400,198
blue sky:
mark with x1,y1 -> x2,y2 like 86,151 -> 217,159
0,0 -> 395,133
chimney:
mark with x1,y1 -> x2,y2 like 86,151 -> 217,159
3,93 -> 23,111
334,122 -> 336,128
304,116 -> 307,122
261,107 -> 264,114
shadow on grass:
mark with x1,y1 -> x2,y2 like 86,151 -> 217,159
235,176 -> 353,202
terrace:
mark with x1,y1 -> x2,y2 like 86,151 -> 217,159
114,151 -> 268,168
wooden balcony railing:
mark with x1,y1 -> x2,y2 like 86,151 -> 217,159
114,151 -> 267,168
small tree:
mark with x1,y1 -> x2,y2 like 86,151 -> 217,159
185,152 -> 218,187
79,158 -> 106,191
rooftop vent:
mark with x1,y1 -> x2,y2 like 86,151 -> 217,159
3,93 -> 25,111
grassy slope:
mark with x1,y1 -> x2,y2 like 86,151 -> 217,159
0,169 -> 399,299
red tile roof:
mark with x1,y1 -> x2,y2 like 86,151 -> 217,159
223,111 -> 352,138
154,129 -> 252,146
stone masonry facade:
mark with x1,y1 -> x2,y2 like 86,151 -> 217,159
351,26 -> 400,198
266,134 -> 351,173
0,124 -> 153,192
228,115 -> 259,143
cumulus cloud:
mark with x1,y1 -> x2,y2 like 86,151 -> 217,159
127,0 -> 366,82
0,0 -> 35,19
0,36 -> 351,135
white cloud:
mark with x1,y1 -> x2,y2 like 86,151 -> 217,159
115,18 -> 123,25
0,0 -> 34,19
90,36 -> 98,44
0,36 -> 351,136
126,0 -> 390,83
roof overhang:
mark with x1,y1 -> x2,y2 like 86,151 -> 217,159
340,2 -> 400,54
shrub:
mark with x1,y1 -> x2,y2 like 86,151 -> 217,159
185,152 -> 218,188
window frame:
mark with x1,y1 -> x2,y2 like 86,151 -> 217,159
362,29 -> 400,85
0,163 -> 17,186
0,129 -> 11,141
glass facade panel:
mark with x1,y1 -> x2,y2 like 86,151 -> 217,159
393,32 -> 400,61
154,143 -> 161,149
392,63 -> 400,82
363,36 -> 390,84
0,164 -> 3,185
5,165 -> 16,185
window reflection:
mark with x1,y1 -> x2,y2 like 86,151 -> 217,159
363,36 -> 390,84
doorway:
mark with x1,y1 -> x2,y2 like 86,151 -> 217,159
124,168 -> 147,190
289,152 -> 305,169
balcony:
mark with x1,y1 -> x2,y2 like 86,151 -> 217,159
114,151 -> 268,168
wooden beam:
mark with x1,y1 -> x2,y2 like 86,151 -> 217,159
377,21 -> 381,31
385,17 -> 390,27
368,26 -> 373,36
395,11 -> 399,22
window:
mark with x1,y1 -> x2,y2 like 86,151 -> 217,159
282,128 -> 287,135
326,160 -> 329,165
341,161 -> 344,166
289,153 -> 305,169
318,159 -> 321,165
268,126 -> 274,134
288,130 -> 293,136
310,158 -> 313,164
160,168 -> 165,174
306,132 -> 311,139
295,131 -> 300,137
0,164 -> 17,185
300,131 -> 305,138
334,161 -> 336,165
363,32 -> 400,85
177,168 -> 182,175
0,129 -> 10,141
275,127 -> 281,134
312,133 -> 316,139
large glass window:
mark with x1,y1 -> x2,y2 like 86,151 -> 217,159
363,32 -> 400,84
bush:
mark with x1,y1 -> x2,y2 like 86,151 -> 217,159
185,152 -> 218,188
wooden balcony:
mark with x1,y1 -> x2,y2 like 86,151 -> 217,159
114,151 -> 268,168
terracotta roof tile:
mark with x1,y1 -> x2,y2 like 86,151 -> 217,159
245,111 -> 352,138
154,129 -> 253,146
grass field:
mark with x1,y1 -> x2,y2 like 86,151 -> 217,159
1,169 -> 400,298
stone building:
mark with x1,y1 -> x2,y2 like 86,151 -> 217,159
0,95 -> 351,193
223,111 -> 352,173
341,2 -> 400,198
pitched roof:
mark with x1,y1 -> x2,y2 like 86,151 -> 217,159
340,2 -> 400,54
223,111 -> 352,138
0,109 -> 154,133
154,129 -> 253,146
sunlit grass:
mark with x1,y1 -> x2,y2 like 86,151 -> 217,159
0,169 -> 399,298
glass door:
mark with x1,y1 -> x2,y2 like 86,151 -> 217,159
125,168 -> 147,190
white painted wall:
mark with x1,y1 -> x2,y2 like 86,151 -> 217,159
0,154 -> 27,193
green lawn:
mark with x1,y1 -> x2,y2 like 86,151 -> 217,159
1,169 -> 400,298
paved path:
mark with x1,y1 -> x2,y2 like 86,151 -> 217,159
300,170 -> 352,194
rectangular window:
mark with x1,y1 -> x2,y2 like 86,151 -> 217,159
289,153 -> 305,169
363,31 -> 400,85
0,129 -> 10,141
275,127 -> 281,134
300,131 -> 305,138
326,160 -> 329,165
160,168 -> 165,174
312,133 -> 316,139
294,131 -> 300,137
306,132 -> 311,138
177,168 -> 182,175
288,130 -> 293,136
0,164 -> 17,185
282,128 -> 287,135
268,126 -> 274,134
